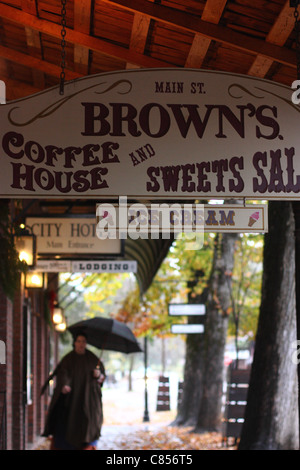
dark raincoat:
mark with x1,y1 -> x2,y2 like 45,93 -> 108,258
43,349 -> 105,449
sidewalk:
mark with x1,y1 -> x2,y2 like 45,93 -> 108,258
96,377 -> 228,451
37,376 -> 229,450
98,376 -> 178,450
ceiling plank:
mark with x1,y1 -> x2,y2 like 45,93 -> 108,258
2,76 -> 42,100
185,0 -> 227,68
248,0 -> 296,78
21,0 -> 45,88
74,0 -> 92,75
126,12 -> 151,69
200,0 -> 227,24
102,0 -> 296,69
126,0 -> 155,69
0,4 -> 172,69
0,44 -> 82,80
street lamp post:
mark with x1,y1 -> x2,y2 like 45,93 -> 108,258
143,336 -> 150,422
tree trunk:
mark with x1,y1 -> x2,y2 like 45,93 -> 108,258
194,233 -> 237,432
239,201 -> 299,450
172,274 -> 207,426
173,327 -> 205,426
173,233 -> 237,429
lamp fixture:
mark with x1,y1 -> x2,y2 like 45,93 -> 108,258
25,272 -> 45,289
14,224 -> 37,268
55,320 -> 67,332
52,303 -> 67,332
52,304 -> 64,325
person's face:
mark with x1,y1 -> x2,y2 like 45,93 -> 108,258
74,335 -> 87,354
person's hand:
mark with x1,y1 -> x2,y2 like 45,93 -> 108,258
98,373 -> 105,383
93,369 -> 100,378
62,385 -> 71,394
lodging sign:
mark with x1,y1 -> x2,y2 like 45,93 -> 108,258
31,259 -> 137,273
0,69 -> 299,200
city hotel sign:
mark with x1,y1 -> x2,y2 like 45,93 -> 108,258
0,69 -> 299,200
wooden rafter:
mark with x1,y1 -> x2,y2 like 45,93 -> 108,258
0,1 -> 297,73
104,0 -> 297,69
248,0 -> 296,77
0,0 -> 297,100
74,0 -> 92,75
0,3 -> 171,69
185,0 -> 227,68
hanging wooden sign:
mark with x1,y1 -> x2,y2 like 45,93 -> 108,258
96,201 -> 268,234
0,69 -> 298,200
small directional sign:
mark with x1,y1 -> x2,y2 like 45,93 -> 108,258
171,324 -> 204,334
169,303 -> 206,335
169,303 -> 206,316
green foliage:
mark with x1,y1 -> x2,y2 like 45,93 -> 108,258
228,233 -> 263,337
58,231 -> 263,346
0,201 -> 27,300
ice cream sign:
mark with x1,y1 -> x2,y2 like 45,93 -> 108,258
203,205 -> 267,233
0,69 -> 298,200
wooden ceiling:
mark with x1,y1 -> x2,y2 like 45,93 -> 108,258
0,0 -> 299,102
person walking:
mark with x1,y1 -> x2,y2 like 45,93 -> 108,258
42,332 -> 105,450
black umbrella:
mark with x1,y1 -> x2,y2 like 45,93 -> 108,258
68,317 -> 143,354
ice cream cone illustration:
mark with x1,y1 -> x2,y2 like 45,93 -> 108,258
248,211 -> 259,227
99,209 -> 114,225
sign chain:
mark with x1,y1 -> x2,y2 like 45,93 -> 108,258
291,0 -> 300,79
60,0 -> 67,95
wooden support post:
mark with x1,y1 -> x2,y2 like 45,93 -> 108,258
293,201 -> 300,448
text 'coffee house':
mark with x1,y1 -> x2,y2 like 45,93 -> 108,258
0,69 -> 299,201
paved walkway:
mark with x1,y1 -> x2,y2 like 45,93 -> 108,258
97,422 -> 167,450
97,379 -> 176,449
36,377 -> 228,451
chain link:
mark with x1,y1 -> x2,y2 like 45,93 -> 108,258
60,0 -> 67,95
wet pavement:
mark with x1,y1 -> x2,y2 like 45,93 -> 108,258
36,376 -> 229,450
97,376 -> 178,450
97,423 -> 168,450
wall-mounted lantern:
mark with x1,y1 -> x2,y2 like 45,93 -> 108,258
25,272 -> 45,289
14,225 -> 37,268
52,303 -> 67,332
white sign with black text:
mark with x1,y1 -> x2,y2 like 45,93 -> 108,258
169,303 -> 206,316
26,217 -> 122,256
1,69 -> 299,200
71,260 -> 137,273
171,324 -> 205,334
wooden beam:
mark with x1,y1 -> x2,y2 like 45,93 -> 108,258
0,4 -> 172,69
2,77 -> 42,101
74,0 -> 92,74
126,13 -> 151,69
248,1 -> 296,77
185,0 -> 227,68
0,45 -> 82,80
21,0 -> 45,88
102,0 -> 297,69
